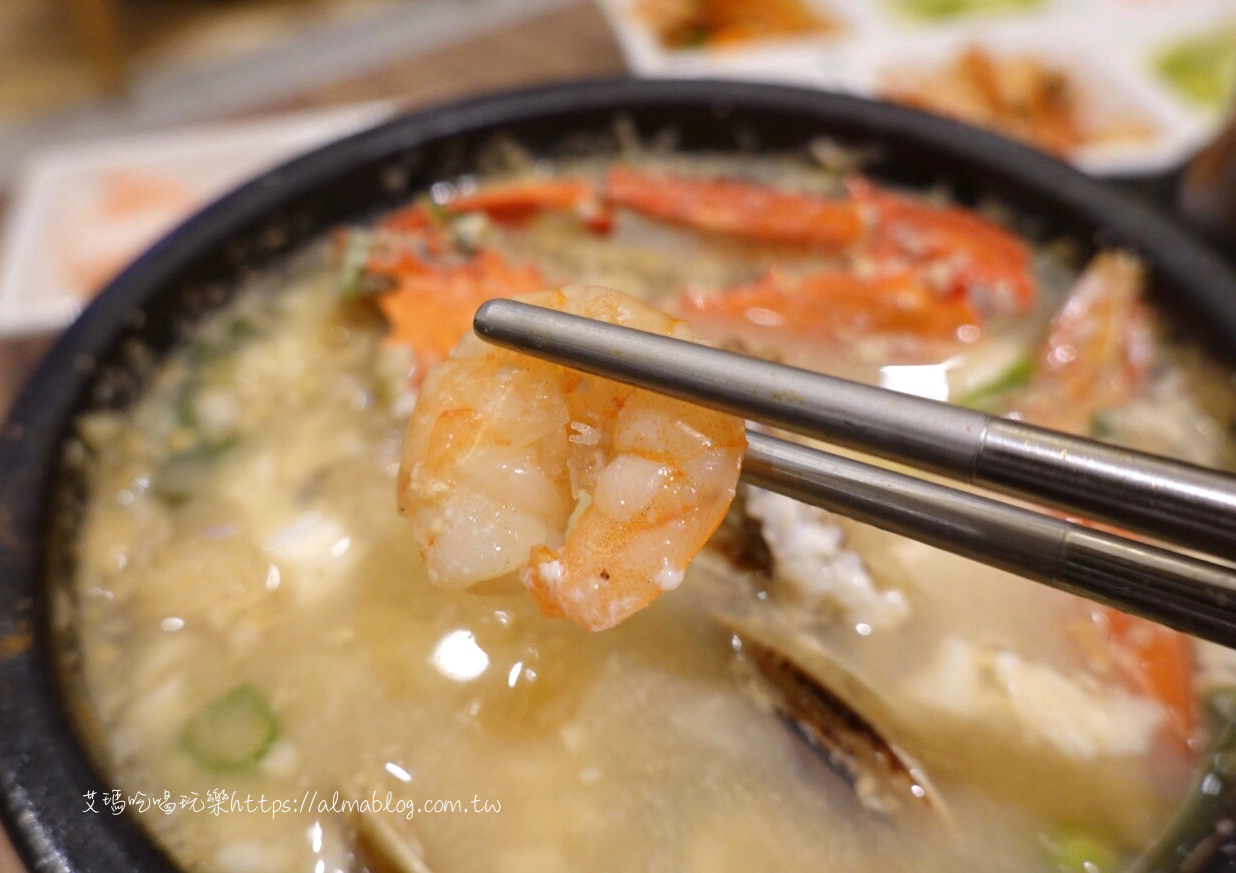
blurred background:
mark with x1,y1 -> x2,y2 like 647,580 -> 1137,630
0,0 -> 1232,868
0,0 -> 1233,351
0,0 -> 619,158
0,0 -> 626,420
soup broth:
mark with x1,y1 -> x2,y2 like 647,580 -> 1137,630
66,152 -> 1236,873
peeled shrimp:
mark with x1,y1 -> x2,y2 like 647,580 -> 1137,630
399,285 -> 747,632
1017,251 -> 1153,433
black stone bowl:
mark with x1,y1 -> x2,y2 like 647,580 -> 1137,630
2,78 -> 1235,872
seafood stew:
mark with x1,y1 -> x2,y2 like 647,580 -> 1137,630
60,134 -> 1236,873
3,82 -> 1236,873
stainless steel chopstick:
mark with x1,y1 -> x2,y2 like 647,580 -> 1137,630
471,298 -> 1236,647
474,299 -> 1236,561
743,431 -> 1236,647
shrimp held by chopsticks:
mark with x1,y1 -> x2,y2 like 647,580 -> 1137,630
398,285 -> 747,632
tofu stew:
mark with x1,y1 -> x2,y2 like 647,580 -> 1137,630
66,145 -> 1236,873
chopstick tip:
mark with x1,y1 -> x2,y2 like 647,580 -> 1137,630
472,298 -> 511,339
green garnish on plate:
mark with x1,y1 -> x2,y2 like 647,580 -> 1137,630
1154,26 -> 1236,111
889,0 -> 1042,22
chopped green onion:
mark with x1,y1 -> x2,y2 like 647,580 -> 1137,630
338,230 -> 378,298
1154,28 -> 1236,110
680,26 -> 711,47
183,318 -> 260,369
1207,686 -> 1236,723
182,684 -> 278,772
957,356 -> 1034,410
226,318 -> 258,342
153,435 -> 240,506
421,198 -> 450,224
894,0 -> 1041,21
176,316 -> 260,427
1090,412 -> 1115,440
1041,825 -> 1118,873
171,434 -> 240,465
174,389 -> 198,429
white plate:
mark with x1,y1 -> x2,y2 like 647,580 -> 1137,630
595,0 -> 1234,177
0,101 -> 396,337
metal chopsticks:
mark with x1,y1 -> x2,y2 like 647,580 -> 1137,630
473,299 -> 1236,648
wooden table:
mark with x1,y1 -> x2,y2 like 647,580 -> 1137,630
63,0 -> 127,93
0,4 -> 623,870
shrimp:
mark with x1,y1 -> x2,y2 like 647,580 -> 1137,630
847,177 -> 1036,313
1016,251 -> 1153,433
605,167 -> 867,250
356,184 -> 612,381
399,285 -> 747,632
1014,254 -> 1195,748
603,169 -> 1035,315
376,249 -> 544,377
445,178 -> 610,231
680,267 -> 982,342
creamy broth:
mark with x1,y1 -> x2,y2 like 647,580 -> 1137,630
68,154 -> 1236,873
